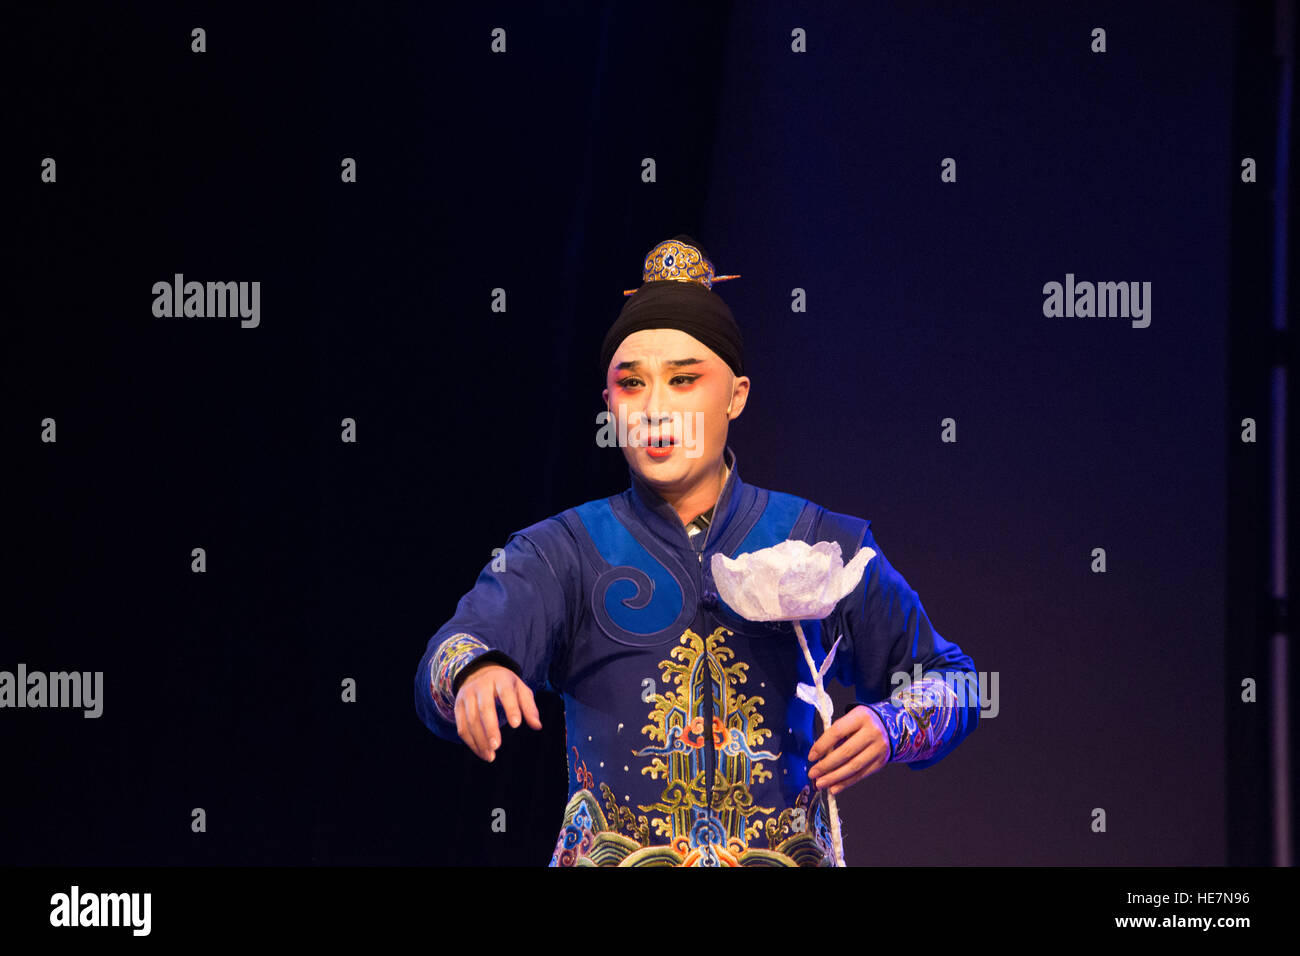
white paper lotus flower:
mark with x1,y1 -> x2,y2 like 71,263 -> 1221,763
710,539 -> 875,622
709,538 -> 877,868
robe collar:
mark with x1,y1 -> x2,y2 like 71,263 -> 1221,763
626,446 -> 742,553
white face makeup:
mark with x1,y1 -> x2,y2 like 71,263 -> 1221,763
602,328 -> 749,508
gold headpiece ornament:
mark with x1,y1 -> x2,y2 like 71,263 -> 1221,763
622,237 -> 741,296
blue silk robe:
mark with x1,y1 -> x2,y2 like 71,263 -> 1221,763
414,447 -> 979,866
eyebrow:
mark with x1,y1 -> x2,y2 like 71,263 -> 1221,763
613,358 -> 705,372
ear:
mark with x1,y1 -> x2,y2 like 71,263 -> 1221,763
727,376 -> 751,420
602,387 -> 609,410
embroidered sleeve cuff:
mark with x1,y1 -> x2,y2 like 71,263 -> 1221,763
866,676 -> 961,764
428,633 -> 493,723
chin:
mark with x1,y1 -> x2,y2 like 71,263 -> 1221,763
626,452 -> 689,485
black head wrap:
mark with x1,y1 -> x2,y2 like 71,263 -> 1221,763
598,235 -> 745,379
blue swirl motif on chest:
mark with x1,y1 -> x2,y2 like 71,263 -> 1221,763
572,499 -> 701,647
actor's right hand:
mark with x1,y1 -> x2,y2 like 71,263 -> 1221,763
454,664 -> 543,761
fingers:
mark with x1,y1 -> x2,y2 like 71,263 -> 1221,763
475,684 -> 502,760
496,673 -> 543,731
497,675 -> 524,730
516,680 -> 543,730
809,722 -> 872,779
456,670 -> 543,761
807,710 -> 858,765
828,762 -> 880,796
458,690 -> 490,760
810,726 -> 889,793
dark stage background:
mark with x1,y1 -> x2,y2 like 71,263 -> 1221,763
5,1 -> 1294,867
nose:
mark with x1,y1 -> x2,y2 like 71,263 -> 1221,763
635,378 -> 673,435
645,380 -> 671,424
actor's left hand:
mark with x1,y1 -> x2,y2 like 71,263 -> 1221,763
806,705 -> 890,795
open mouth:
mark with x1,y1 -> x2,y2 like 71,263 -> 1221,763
644,434 -> 677,457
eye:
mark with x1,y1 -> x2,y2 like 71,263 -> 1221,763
615,374 -> 698,388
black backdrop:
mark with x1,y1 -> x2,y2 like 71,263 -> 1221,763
5,0 -> 1294,867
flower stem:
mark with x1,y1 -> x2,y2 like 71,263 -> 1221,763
792,620 -> 845,867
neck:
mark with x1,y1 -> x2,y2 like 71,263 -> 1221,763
659,457 -> 729,528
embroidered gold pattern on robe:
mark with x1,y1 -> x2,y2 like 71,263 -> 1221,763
633,626 -> 782,855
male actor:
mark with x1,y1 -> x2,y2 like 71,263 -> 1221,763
415,236 -> 979,866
